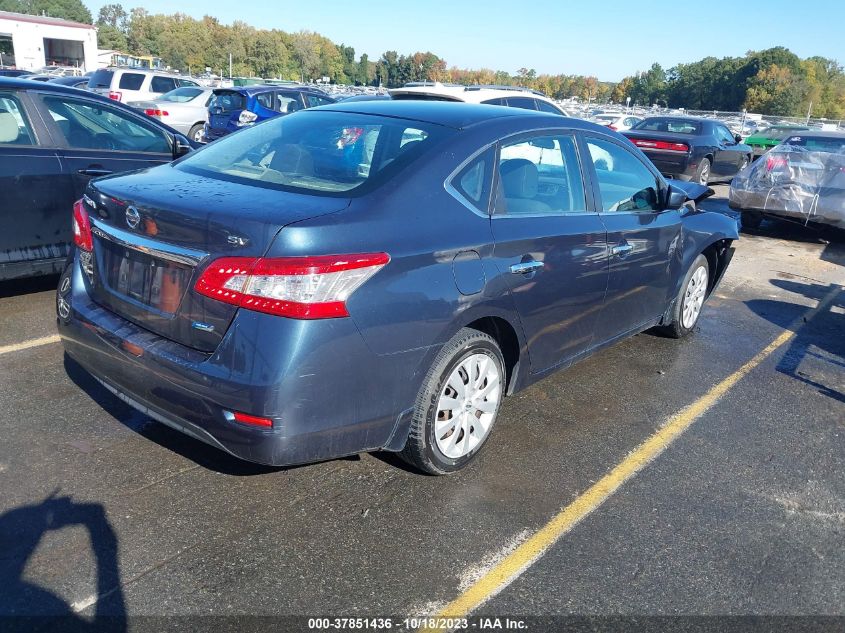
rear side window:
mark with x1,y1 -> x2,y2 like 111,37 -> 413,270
176,111 -> 448,196
150,76 -> 177,94
275,91 -> 302,113
450,147 -> 494,213
178,79 -> 199,87
496,134 -> 586,215
0,93 -> 36,145
586,137 -> 660,212
506,97 -> 538,111
118,73 -> 144,90
87,69 -> 114,89
210,91 -> 246,111
255,92 -> 274,110
536,99 -> 563,114
481,98 -> 506,106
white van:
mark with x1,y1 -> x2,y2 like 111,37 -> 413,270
87,67 -> 200,103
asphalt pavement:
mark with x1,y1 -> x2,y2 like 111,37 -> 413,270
0,185 -> 842,632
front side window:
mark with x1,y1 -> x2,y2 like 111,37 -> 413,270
118,73 -> 144,90
495,134 -> 586,215
0,93 -> 36,145
176,111 -> 448,196
586,137 -> 660,212
275,92 -> 302,113
715,125 -> 735,144
43,96 -> 171,153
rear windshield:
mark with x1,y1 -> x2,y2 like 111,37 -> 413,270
87,69 -> 113,89
176,110 -> 450,196
782,135 -> 845,153
210,91 -> 246,112
632,118 -> 701,135
159,87 -> 203,103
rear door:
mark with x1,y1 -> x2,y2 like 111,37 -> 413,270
32,92 -> 174,201
582,134 -> 681,343
489,131 -> 609,374
0,89 -> 68,277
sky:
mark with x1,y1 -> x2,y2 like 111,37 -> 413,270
86,0 -> 845,82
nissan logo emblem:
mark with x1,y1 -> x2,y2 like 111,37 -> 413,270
125,206 -> 141,229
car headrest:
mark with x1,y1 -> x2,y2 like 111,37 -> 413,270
500,159 -> 539,199
0,111 -> 19,144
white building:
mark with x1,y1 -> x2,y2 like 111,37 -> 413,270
0,11 -> 97,72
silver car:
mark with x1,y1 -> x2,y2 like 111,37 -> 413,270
128,87 -> 213,142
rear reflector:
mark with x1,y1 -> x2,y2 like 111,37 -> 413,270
108,90 -> 122,101
195,253 -> 390,319
232,411 -> 273,428
72,199 -> 93,252
631,138 -> 690,153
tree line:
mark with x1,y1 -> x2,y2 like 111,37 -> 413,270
613,47 -> 845,119
2,0 -> 843,117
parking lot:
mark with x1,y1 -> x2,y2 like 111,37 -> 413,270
1,186 -> 843,630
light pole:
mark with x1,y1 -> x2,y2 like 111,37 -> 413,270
626,96 -> 631,114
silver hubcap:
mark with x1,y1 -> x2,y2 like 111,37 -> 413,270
682,265 -> 708,329
435,353 -> 501,459
699,163 -> 710,184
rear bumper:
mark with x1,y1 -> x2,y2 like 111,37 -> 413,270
58,255 -> 423,466
641,150 -> 694,180
728,188 -> 845,227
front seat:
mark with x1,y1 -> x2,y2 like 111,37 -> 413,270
499,159 -> 551,214
0,110 -> 20,144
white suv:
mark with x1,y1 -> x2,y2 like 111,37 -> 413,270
389,83 -> 571,116
87,67 -> 200,103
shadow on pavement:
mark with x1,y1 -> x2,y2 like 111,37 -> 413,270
746,279 -> 845,404
0,274 -> 60,299
0,492 -> 126,632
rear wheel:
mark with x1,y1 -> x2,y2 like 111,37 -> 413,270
400,328 -> 505,475
188,123 -> 205,143
658,254 -> 710,339
694,157 -> 711,185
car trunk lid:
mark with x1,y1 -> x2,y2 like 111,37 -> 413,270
85,164 -> 349,352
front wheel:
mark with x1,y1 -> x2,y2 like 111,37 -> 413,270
400,328 -> 505,474
657,254 -> 710,339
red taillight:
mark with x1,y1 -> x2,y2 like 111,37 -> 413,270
72,199 -> 93,251
194,253 -> 390,319
766,155 -> 788,171
232,411 -> 273,428
108,90 -> 122,101
631,138 -> 690,152
143,108 -> 168,117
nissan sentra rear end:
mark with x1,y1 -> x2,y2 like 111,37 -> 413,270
57,108 -> 450,466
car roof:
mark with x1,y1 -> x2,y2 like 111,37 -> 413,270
389,84 -> 555,105
0,76 -> 103,95
784,130 -> 845,139
313,99 -> 595,130
218,84 -> 329,96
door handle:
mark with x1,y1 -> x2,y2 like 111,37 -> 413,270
611,243 -> 633,256
77,168 -> 112,176
509,260 -> 544,274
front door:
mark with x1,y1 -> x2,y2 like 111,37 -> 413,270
582,135 -> 682,344
490,132 -> 609,375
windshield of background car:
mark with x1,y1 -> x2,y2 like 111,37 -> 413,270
176,111 -> 450,196
159,87 -> 203,102
783,136 -> 845,153
210,91 -> 246,111
632,118 -> 701,134
765,127 -> 807,140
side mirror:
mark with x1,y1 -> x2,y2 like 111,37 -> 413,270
173,134 -> 193,158
666,185 -> 688,209
734,134 -> 743,144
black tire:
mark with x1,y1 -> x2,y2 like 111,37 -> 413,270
188,123 -> 205,143
741,210 -> 763,230
400,328 -> 506,475
56,262 -> 73,323
657,254 -> 710,339
694,157 -> 711,185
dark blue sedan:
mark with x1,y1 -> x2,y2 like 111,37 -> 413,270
57,101 -> 738,474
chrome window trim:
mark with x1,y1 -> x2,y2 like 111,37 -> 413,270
90,219 -> 208,267
443,142 -> 497,219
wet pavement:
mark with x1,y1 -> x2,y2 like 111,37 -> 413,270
0,185 -> 843,629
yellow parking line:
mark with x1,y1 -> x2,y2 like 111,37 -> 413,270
0,334 -> 60,357
424,285 -> 842,628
